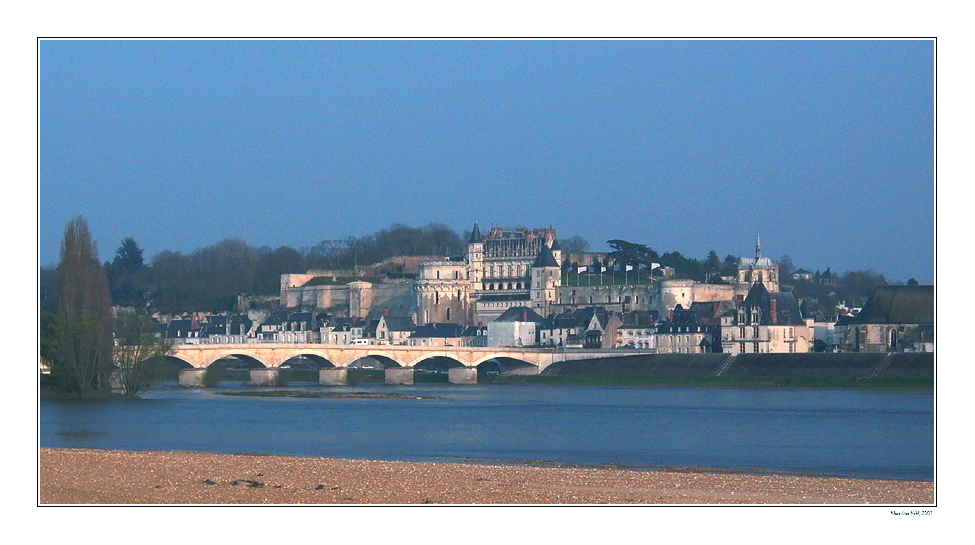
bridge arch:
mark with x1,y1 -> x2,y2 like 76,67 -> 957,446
471,353 -> 534,368
145,354 -> 195,369
411,354 -> 466,371
406,351 -> 472,368
274,350 -> 337,368
349,353 -> 402,369
475,356 -> 539,376
201,350 -> 268,369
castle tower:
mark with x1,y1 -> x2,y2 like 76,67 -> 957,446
466,222 -> 484,285
530,243 -> 561,316
550,237 -> 563,270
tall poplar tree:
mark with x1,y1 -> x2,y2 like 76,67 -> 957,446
54,216 -> 114,397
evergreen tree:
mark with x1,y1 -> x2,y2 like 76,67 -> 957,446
106,237 -> 147,308
54,217 -> 114,397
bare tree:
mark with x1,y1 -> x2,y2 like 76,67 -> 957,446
112,308 -> 173,396
54,216 -> 114,397
560,236 -> 590,253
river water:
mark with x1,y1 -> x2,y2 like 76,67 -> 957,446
39,382 -> 934,481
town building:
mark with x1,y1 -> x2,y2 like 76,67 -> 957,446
655,305 -> 717,354
408,322 -> 465,347
536,307 -> 623,349
720,281 -> 811,354
487,306 -> 546,347
375,315 -> 416,345
838,285 -> 934,353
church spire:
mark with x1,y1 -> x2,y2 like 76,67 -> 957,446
755,230 -> 762,260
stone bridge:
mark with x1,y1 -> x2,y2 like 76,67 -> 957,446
163,343 -> 651,386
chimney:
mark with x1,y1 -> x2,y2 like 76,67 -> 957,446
384,308 -> 389,316
523,308 -> 528,322
770,297 -> 777,324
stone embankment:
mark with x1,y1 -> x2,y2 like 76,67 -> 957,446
542,353 -> 933,380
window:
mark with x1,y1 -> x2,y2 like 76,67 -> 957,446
446,308 -> 451,321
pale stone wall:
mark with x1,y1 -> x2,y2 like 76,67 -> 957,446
474,298 -> 529,324
721,323 -> 811,354
839,324 -> 929,354
655,331 -> 708,354
555,285 -> 654,313
280,281 -> 412,319
415,261 -> 473,325
487,321 -> 537,347
691,283 -> 735,304
655,280 -> 696,316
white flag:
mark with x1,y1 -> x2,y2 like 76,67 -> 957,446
626,265 -> 634,271
651,263 -> 661,270
578,266 -> 587,273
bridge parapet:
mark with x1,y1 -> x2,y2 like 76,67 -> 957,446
165,343 -> 654,374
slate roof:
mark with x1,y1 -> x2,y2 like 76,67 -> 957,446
543,313 -> 582,329
261,311 -> 291,326
531,243 -> 559,268
461,326 -> 487,337
848,285 -> 934,325
166,319 -> 195,337
411,323 -> 464,338
469,222 -> 482,243
494,306 -> 546,323
619,310 -> 657,326
656,306 -> 711,333
689,301 -> 735,324
363,319 -> 380,336
229,317 -> 252,335
741,282 -> 806,326
380,315 -> 416,332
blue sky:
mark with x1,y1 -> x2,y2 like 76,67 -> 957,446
39,40 -> 934,283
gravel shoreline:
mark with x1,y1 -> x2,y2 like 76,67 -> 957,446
39,448 -> 933,505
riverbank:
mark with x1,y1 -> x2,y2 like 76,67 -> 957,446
479,374 -> 933,390
39,448 -> 933,505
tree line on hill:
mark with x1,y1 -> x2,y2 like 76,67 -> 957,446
39,219 -> 910,319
